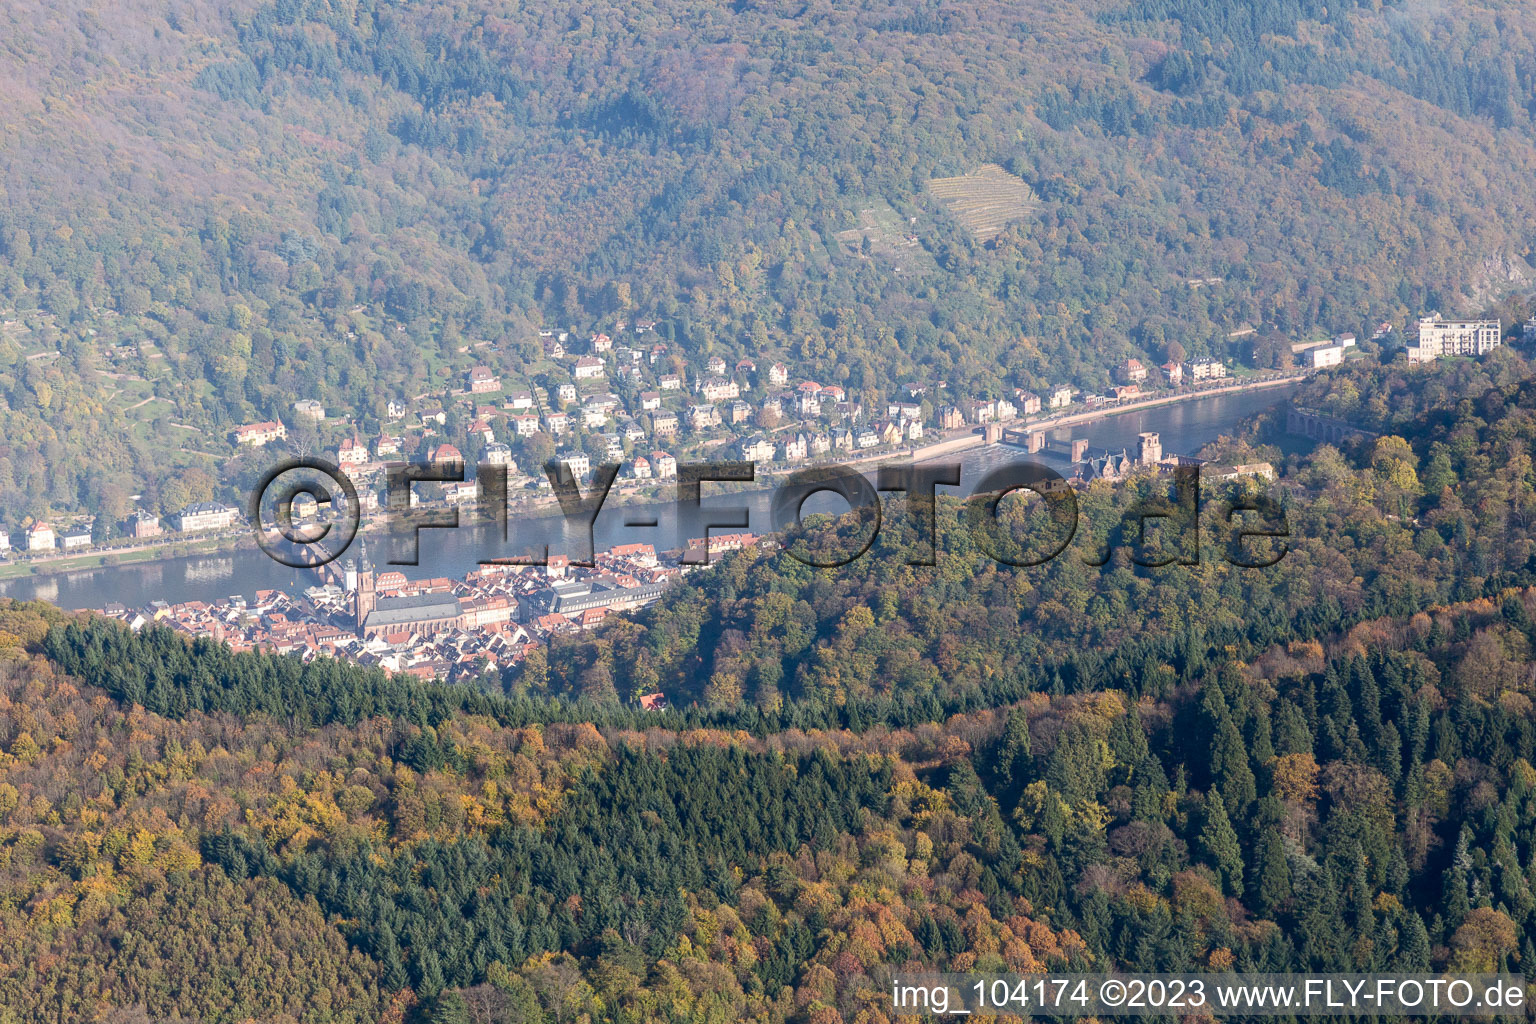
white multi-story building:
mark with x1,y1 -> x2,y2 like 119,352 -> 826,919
1406,317 -> 1501,364
699,378 -> 739,402
1304,344 -> 1345,369
1186,360 -> 1227,381
233,421 -> 287,447
740,435 -> 776,462
337,437 -> 370,467
175,502 -> 236,533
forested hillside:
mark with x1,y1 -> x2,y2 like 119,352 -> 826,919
530,353 -> 1536,711
4,0 -> 1536,520
18,575 -> 1536,1019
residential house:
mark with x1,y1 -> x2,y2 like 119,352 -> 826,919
429,443 -> 464,465
557,452 -> 590,478
445,481 -> 480,504
483,443 -> 515,467
126,511 -> 161,539
509,413 -> 541,437
639,391 -> 662,411
292,399 -> 326,422
796,386 -> 822,416
1161,362 -> 1184,386
375,434 -> 403,458
589,333 -> 613,353
1112,383 -> 1142,401
728,400 -> 753,425
688,404 -> 720,430
768,362 -> 790,386
26,523 -> 54,551
740,435 -> 776,462
1014,390 -> 1042,415
62,528 -> 92,550
337,437 -> 370,467
659,372 -> 683,391
419,407 -> 447,427
556,383 -> 578,404
783,434 -> 809,461
574,356 -> 606,380
651,451 -> 678,479
233,420 -> 287,447
543,412 -> 570,435
1117,359 -> 1148,383
706,355 -> 727,375
937,405 -> 965,430
631,457 -> 652,480
505,390 -> 535,410
699,377 -> 739,402
649,411 -> 679,438
1049,386 -> 1074,410
468,366 -> 501,393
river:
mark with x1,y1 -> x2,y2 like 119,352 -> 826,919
0,384 -> 1297,610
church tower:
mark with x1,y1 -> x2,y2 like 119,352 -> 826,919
354,549 -> 376,632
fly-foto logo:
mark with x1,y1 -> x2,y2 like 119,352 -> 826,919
250,458 -> 1289,570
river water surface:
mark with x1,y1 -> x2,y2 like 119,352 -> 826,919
0,385 -> 1297,610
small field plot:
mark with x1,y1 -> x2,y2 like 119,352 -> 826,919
833,201 -> 936,275
926,163 -> 1039,241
